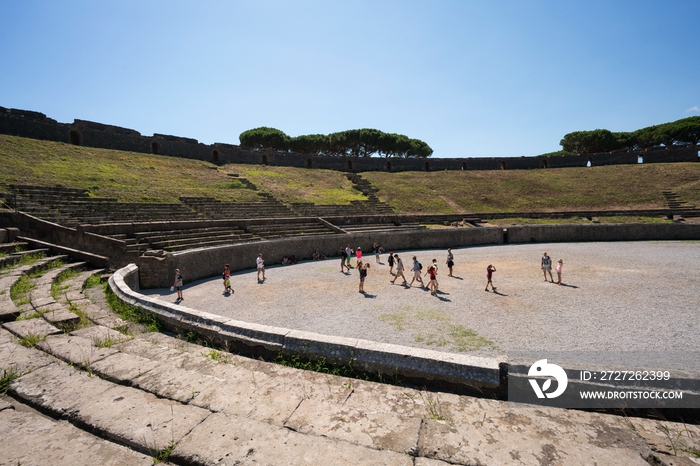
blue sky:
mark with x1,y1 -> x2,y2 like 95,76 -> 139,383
1,1 -> 699,158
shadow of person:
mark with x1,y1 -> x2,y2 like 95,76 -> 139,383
450,276 -> 464,280
559,283 -> 578,288
435,295 -> 452,302
491,290 -> 508,296
362,292 -> 377,299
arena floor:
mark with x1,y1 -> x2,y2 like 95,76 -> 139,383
142,241 -> 700,372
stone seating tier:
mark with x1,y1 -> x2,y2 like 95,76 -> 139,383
180,196 -> 298,219
245,222 -> 338,238
116,226 -> 260,253
337,222 -> 426,233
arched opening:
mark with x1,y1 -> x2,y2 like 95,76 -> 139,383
151,141 -> 160,155
261,154 -> 268,165
306,158 -> 313,168
500,161 -> 506,170
637,155 -> 643,164
461,162 -> 467,170
69,130 -> 81,146
212,150 -> 220,162
586,158 -> 592,167
540,159 -> 548,168
386,161 -> 392,171
423,161 -> 430,172
346,160 -> 353,170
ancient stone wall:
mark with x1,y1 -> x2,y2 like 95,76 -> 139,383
136,222 -> 700,288
2,105 -> 698,172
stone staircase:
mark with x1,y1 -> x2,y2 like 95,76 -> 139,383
662,190 -> 696,211
1,256 -> 699,464
345,173 -> 395,214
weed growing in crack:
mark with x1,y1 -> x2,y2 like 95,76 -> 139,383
0,367 -> 29,394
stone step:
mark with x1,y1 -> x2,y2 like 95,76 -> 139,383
0,397 -> 155,465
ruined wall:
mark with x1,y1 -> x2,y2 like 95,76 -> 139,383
2,106 -> 698,172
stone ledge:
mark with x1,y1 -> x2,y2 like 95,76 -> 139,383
110,264 -> 503,391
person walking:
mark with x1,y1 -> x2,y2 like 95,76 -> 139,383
431,258 -> 440,292
426,260 -> 438,295
446,248 -> 454,277
556,259 -> 563,285
358,260 -> 370,293
256,253 -> 266,281
391,254 -> 407,285
223,263 -> 233,294
541,252 -> 554,282
485,264 -> 496,292
388,252 -> 395,275
340,246 -> 349,273
409,256 -> 424,287
173,268 -> 184,301
356,247 -> 363,264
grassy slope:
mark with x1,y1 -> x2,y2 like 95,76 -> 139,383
362,163 -> 700,214
0,135 -> 365,204
1,134 -> 699,213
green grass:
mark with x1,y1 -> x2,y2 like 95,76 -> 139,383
0,367 -> 29,394
85,273 -> 103,289
0,135 -> 262,203
93,334 -> 119,348
103,283 -> 161,332
380,305 -> 496,353
233,164 -> 367,204
51,267 -> 81,300
596,216 -> 672,224
3,134 -> 700,214
65,305 -> 91,331
203,349 -> 233,364
10,275 -> 35,305
273,352 -> 402,384
153,440 -> 177,464
362,163 -> 700,214
17,333 -> 46,348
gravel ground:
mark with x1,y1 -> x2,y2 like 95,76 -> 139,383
141,241 -> 700,371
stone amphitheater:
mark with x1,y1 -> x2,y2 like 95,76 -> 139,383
2,170 -> 700,464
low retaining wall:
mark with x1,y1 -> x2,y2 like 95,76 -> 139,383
110,264 -> 502,391
137,227 -> 502,288
505,222 -> 700,243
136,222 -> 700,289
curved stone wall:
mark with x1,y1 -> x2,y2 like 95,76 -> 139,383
109,263 -> 502,391
135,221 -> 700,289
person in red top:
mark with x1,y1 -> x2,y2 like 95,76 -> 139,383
485,264 -> 497,292
426,258 -> 438,295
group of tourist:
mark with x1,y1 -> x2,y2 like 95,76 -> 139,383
171,248 -> 565,300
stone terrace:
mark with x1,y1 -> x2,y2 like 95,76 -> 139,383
1,252 -> 700,464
